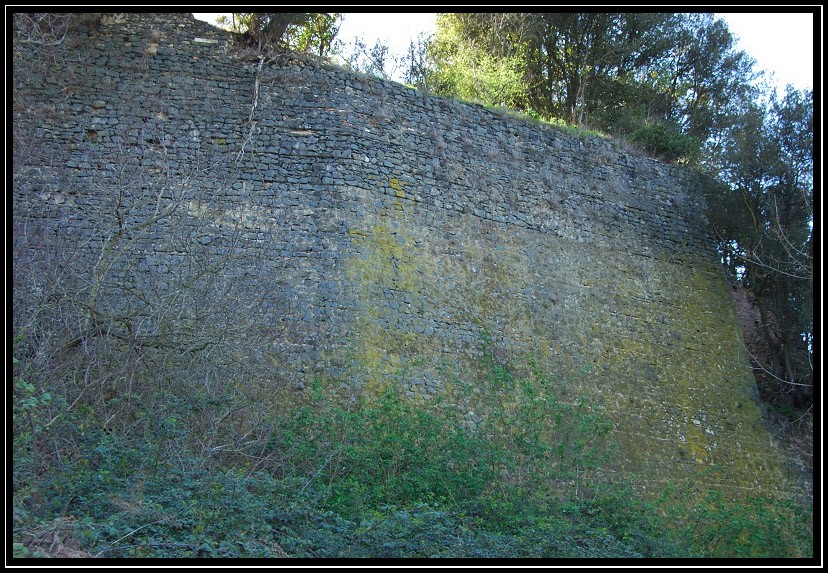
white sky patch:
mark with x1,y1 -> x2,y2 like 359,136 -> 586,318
717,12 -> 814,93
337,13 -> 438,55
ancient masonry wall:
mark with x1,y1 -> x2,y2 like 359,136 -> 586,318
12,13 -> 796,496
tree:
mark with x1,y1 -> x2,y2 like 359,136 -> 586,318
426,13 -> 531,109
283,13 -> 343,57
217,12 -> 342,55
657,14 -> 758,143
427,13 -> 678,125
706,87 -> 813,407
341,36 -> 399,80
400,32 -> 435,91
417,13 -> 535,116
424,13 -> 756,163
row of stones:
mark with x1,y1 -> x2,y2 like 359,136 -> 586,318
23,13 -> 711,264
86,13 -> 709,253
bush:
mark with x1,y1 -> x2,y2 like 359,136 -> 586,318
654,485 -> 813,558
270,383 -> 495,517
629,121 -> 701,162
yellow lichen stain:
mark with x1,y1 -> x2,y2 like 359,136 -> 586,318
354,342 -> 402,396
390,177 -> 406,198
585,250 -> 793,501
685,421 -> 710,464
336,180 -> 792,503
347,222 -> 421,292
342,181 -> 437,400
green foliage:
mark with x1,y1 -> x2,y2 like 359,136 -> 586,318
654,482 -> 813,558
218,12 -> 341,55
11,335 -> 811,559
283,13 -> 342,57
427,14 -> 530,110
704,87 -> 813,407
12,334 -> 55,489
263,343 -> 617,525
542,116 -> 606,139
475,336 -> 613,492
629,120 -> 702,162
478,105 -> 607,143
13,360 -> 52,419
422,12 -> 756,161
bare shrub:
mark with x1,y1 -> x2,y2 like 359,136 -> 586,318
12,116 -> 295,476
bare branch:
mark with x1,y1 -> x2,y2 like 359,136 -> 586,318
741,343 -> 812,387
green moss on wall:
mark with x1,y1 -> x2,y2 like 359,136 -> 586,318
581,253 -> 791,499
328,177 -> 794,504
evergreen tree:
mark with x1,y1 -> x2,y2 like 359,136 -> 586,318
424,12 -> 756,162
706,87 -> 813,407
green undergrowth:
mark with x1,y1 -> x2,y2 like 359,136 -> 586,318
12,338 -> 812,559
479,102 -> 607,140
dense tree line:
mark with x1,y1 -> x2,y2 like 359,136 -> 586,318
706,87 -> 814,408
415,13 -> 761,163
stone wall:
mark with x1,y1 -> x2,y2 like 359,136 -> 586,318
12,13 -> 798,498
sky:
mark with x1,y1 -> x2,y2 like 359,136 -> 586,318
716,12 -> 814,93
193,12 -> 815,93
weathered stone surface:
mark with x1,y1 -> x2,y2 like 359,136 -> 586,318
12,13 -> 798,499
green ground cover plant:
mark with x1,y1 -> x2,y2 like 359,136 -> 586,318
11,335 -> 812,559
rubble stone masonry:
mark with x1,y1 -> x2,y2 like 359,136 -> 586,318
12,13 -> 801,498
